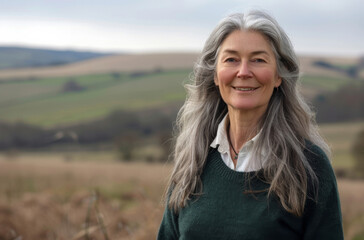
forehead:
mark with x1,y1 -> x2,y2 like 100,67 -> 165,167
219,30 -> 274,55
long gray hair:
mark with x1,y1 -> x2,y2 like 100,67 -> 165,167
166,10 -> 330,216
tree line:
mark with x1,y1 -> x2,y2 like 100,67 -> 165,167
0,108 -> 176,161
313,57 -> 364,79
313,82 -> 364,123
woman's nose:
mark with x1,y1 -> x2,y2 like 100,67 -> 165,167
236,61 -> 252,78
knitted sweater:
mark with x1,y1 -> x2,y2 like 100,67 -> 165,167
157,144 -> 343,240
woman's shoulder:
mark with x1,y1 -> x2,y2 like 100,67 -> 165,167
303,140 -> 337,190
303,140 -> 331,170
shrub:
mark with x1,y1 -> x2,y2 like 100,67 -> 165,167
62,79 -> 85,92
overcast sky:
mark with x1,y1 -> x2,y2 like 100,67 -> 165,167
0,0 -> 363,56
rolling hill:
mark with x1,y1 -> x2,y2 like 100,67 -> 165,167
0,46 -> 113,70
0,52 -> 199,80
0,52 -> 362,127
0,69 -> 190,127
0,52 -> 361,80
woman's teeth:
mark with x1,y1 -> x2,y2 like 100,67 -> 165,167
235,87 -> 256,91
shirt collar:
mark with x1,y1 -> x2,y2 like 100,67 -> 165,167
210,114 -> 230,153
210,114 -> 261,154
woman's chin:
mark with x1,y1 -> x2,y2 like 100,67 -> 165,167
228,102 -> 268,115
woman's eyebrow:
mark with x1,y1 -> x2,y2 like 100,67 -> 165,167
251,50 -> 270,56
221,49 -> 270,56
221,49 -> 239,55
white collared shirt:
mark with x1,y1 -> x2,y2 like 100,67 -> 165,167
210,114 -> 264,172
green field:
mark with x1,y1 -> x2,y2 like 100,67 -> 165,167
0,69 -> 190,127
0,70 -> 357,127
300,74 -> 356,92
1,67 -> 360,170
319,121 -> 364,171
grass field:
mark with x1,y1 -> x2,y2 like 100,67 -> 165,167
300,74 -> 356,92
320,121 -> 364,170
0,68 -> 356,128
0,69 -> 190,127
0,153 -> 171,239
0,151 -> 363,240
0,52 -> 362,239
0,118 -> 362,239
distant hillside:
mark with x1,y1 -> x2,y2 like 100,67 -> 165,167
0,52 -> 362,81
0,46 -> 113,70
0,69 -> 191,127
0,52 -> 199,80
0,51 -> 363,127
299,55 -> 364,78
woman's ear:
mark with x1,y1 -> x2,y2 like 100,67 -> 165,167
275,76 -> 282,88
214,74 -> 219,86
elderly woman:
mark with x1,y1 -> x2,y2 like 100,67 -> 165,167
158,10 -> 343,240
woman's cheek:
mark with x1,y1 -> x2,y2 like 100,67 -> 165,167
217,67 -> 236,84
256,68 -> 276,84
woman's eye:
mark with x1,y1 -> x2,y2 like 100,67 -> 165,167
252,58 -> 266,63
225,58 -> 237,62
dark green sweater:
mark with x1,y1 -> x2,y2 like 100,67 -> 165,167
158,144 -> 343,240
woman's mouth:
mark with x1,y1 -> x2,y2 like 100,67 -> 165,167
233,87 -> 259,91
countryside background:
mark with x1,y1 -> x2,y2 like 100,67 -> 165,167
0,46 -> 363,240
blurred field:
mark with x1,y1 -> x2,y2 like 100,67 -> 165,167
0,53 -> 361,128
0,69 -> 190,127
0,53 -> 199,80
0,121 -> 363,239
0,150 -> 363,239
0,120 -> 363,239
0,52 -> 363,239
0,69 -> 357,127
0,54 -> 358,81
299,55 -> 359,78
320,121 -> 364,170
300,74 -> 356,99
0,153 -> 172,239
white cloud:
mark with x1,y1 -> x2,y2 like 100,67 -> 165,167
0,17 -> 208,52
0,0 -> 363,55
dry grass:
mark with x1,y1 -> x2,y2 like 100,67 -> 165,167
319,121 -> 364,170
0,152 -> 363,239
0,153 -> 172,240
338,180 -> 364,239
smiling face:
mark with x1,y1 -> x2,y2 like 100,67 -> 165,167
215,30 -> 282,117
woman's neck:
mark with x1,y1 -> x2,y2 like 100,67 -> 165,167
227,107 -> 263,152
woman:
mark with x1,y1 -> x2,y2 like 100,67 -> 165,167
158,10 -> 343,240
